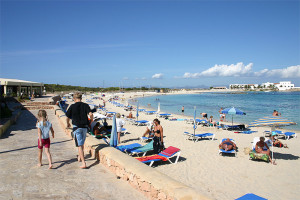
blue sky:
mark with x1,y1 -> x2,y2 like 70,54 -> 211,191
1,0 -> 299,88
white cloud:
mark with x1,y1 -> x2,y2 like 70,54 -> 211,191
182,63 -> 300,79
183,62 -> 253,78
254,65 -> 300,78
152,73 -> 163,79
123,77 -> 129,80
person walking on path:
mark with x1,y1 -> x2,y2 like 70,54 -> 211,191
37,110 -> 55,169
66,92 -> 93,169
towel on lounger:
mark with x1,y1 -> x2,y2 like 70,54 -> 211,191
136,155 -> 168,162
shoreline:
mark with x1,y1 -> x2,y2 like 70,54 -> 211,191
126,91 -> 299,132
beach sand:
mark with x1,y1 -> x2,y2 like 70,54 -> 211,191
72,91 -> 300,200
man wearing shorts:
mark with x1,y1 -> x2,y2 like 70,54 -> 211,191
66,92 -> 93,169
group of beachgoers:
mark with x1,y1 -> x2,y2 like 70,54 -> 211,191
36,92 -> 290,170
37,92 -> 97,169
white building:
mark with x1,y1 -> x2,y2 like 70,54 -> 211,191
229,84 -> 258,89
274,81 -> 295,91
0,78 -> 44,97
261,82 -> 274,88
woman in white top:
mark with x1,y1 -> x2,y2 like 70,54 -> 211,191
116,113 -> 125,143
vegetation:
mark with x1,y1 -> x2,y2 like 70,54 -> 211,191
44,84 -> 168,93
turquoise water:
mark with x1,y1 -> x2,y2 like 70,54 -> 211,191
134,91 -> 300,130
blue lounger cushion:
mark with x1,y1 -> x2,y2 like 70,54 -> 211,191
235,193 -> 267,200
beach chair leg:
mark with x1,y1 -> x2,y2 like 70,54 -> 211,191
142,152 -> 147,157
149,161 -> 154,167
211,134 -> 215,141
174,152 -> 181,164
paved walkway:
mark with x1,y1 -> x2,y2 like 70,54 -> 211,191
0,109 -> 145,200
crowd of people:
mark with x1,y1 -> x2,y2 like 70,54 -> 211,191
35,92 -> 290,170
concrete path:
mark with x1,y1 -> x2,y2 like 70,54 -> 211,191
0,109 -> 145,200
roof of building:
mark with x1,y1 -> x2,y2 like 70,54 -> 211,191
0,78 -> 44,86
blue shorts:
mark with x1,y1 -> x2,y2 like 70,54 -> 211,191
73,127 -> 87,147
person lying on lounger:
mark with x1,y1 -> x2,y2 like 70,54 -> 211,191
219,138 -> 237,151
255,137 -> 275,164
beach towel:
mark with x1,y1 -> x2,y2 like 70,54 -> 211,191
136,155 -> 168,162
249,151 -> 269,162
159,146 -> 180,157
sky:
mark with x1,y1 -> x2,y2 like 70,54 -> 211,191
1,0 -> 299,88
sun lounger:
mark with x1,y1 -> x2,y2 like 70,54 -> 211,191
158,113 -> 172,119
249,137 -> 272,163
276,131 -> 297,140
140,136 -> 153,142
126,140 -> 154,156
185,119 -> 194,124
234,130 -> 257,134
116,143 -> 142,152
183,132 -> 215,141
89,131 -> 111,139
145,111 -> 156,115
219,138 -> 237,156
235,193 -> 267,200
135,120 -> 149,126
136,146 -> 181,167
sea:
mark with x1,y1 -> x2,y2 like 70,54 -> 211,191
134,91 -> 300,131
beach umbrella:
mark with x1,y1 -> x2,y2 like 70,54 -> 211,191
193,106 -> 197,142
221,107 -> 246,125
248,116 -> 296,164
109,114 -> 118,147
136,102 -> 139,121
157,102 -> 161,114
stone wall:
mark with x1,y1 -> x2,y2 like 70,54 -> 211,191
54,105 -> 211,200
0,111 -> 21,138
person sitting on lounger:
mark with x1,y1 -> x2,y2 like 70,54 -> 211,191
127,112 -> 135,119
219,138 -> 236,151
271,134 -> 288,148
141,122 -> 154,138
93,122 -> 109,136
209,116 -> 217,127
255,137 -> 275,164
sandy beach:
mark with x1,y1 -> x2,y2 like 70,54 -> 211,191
68,91 -> 300,200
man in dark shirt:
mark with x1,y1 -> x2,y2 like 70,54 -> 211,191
66,92 -> 93,169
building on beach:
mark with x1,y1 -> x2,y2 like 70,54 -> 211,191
211,86 -> 227,90
231,81 -> 296,91
274,81 -> 295,91
261,82 -> 274,88
229,84 -> 258,90
0,78 -> 44,97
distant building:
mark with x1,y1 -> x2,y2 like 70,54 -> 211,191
261,82 -> 274,88
0,78 -> 44,97
274,81 -> 295,91
212,86 -> 227,90
229,84 -> 258,89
